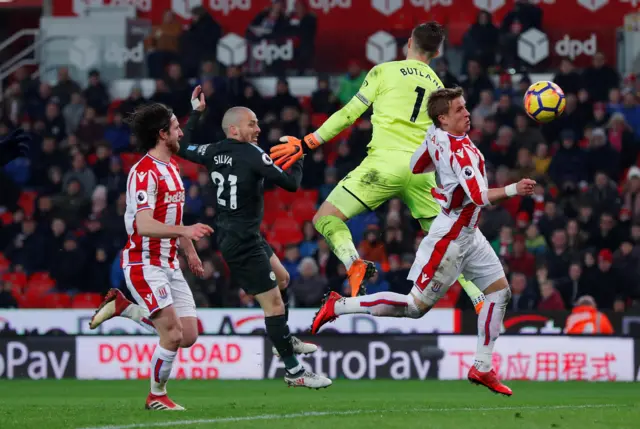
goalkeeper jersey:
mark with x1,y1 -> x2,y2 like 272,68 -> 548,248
316,59 -> 444,154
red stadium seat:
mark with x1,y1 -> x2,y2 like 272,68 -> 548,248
17,191 -> 37,217
311,113 -> 329,129
2,271 -> 27,289
107,99 -> 123,124
43,292 -> 72,309
270,228 -> 303,245
299,189 -> 319,203
0,211 -> 13,225
299,96 -> 312,112
290,199 -> 316,224
71,293 -> 103,309
273,187 -> 298,208
120,152 -> 142,173
0,257 -> 9,274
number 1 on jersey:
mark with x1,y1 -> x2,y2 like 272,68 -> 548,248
211,172 -> 237,209
411,86 -> 426,123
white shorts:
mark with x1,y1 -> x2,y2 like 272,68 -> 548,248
124,265 -> 197,318
407,216 -> 505,305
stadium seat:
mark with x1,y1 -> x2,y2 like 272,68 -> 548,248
17,191 -> 37,217
120,153 -> 142,173
0,257 -> 9,274
1,271 -> 27,289
43,292 -> 72,308
0,211 -> 13,225
28,272 -> 56,289
311,113 -> 329,129
299,96 -> 312,112
71,293 -> 104,309
107,99 -> 123,123
274,187 -> 298,208
299,189 -> 319,203
290,199 -> 316,224
177,159 -> 201,182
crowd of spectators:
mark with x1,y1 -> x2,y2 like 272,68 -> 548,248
1,2 -> 640,314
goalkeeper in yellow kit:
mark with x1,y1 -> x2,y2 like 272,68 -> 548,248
270,22 -> 484,313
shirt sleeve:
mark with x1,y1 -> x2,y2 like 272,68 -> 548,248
450,146 -> 489,207
130,168 -> 158,213
315,65 -> 382,143
410,140 -> 435,174
247,145 -> 303,192
177,111 -> 215,165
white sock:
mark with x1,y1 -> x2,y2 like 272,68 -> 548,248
334,292 -> 422,318
150,345 -> 177,395
122,304 -> 157,334
474,287 -> 510,372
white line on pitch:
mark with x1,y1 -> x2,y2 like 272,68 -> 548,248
78,404 -> 629,429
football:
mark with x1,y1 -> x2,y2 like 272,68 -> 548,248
523,81 -> 566,123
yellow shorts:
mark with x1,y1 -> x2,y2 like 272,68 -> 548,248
326,149 -> 440,221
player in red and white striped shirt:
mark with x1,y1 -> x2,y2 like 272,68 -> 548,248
90,98 -> 213,410
312,88 -> 535,396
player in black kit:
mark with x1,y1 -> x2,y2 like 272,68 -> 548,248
177,86 -> 331,389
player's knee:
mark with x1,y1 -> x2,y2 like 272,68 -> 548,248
164,325 -> 183,349
278,271 -> 290,290
180,331 -> 198,348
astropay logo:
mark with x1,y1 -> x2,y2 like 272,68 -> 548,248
409,0 -> 452,10
253,39 -> 294,65
577,0 -> 608,12
0,339 -> 73,380
309,0 -> 351,14
371,0 -> 402,16
472,0 -> 505,13
210,0 -> 251,16
555,34 -> 597,60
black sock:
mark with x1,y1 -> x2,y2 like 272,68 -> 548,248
265,315 -> 299,370
280,288 -> 290,322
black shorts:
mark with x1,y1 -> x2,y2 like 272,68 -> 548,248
218,233 -> 276,296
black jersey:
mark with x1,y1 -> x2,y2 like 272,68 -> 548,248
177,111 -> 303,239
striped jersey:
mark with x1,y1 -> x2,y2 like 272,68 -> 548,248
121,153 -> 185,269
410,124 -> 488,229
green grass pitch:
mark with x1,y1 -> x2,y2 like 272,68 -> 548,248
0,380 -> 638,429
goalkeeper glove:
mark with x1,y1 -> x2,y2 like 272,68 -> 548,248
270,133 -> 322,170
0,128 -> 31,167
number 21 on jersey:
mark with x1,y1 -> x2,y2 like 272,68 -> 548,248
211,172 -> 237,209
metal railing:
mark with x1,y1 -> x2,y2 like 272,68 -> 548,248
0,29 -> 40,102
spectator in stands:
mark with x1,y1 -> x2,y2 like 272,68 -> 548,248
556,262 -> 587,309
358,224 -> 387,266
290,257 -> 326,307
83,69 -> 110,116
118,86 -> 146,116
509,272 -> 536,311
268,78 -> 300,118
622,167 -> 640,222
49,233 -> 86,292
282,244 -> 301,281
288,0 -> 317,74
0,280 -> 18,308
583,249 -> 625,309
299,221 -> 318,258
586,171 -> 620,217
506,235 -> 535,277
318,166 -> 337,203
62,153 -> 96,199
334,141 -> 358,180
434,58 -> 460,89
553,59 -> 582,96
44,100 -> 66,142
146,10 -> 183,79
247,0 -> 288,42
548,130 -> 587,188
52,178 -> 90,228
491,225 -> 513,259
311,75 -> 339,115
4,217 -> 45,274
472,89 -> 494,121
75,107 -> 104,145
62,92 -> 85,135
459,59 -> 494,111
103,112 -> 131,154
336,60 -> 366,105
52,67 -> 81,107
479,202 -> 513,242
582,52 -> 620,102
537,279 -> 565,311
181,6 -> 222,78
462,10 -> 499,71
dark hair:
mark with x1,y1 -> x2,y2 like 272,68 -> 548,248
126,103 -> 173,152
427,87 -> 464,127
411,21 -> 445,56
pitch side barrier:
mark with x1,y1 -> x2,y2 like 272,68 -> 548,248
0,335 -> 638,382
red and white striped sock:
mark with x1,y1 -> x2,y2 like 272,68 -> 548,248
150,345 -> 177,395
474,287 -> 511,372
122,304 -> 157,334
334,292 -> 421,318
